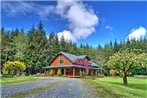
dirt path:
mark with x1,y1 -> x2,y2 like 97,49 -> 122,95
1,77 -> 97,98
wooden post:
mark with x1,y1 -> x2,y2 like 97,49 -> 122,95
64,68 -> 66,76
96,70 -> 98,77
91,70 -> 93,76
44,69 -> 46,76
96,71 -> 98,77
80,68 -> 82,76
102,70 -> 104,77
93,70 -> 95,77
73,68 -> 75,77
54,69 -> 55,76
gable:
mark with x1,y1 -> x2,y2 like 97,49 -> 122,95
50,54 -> 72,66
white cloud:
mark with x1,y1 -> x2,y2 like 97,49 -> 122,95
56,0 -> 99,42
57,30 -> 76,42
105,25 -> 112,30
2,0 -> 99,42
2,1 -> 55,19
127,26 -> 147,40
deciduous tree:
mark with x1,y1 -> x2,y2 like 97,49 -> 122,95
107,50 -> 147,85
2,61 -> 26,76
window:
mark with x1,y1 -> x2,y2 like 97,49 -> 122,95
59,59 -> 64,65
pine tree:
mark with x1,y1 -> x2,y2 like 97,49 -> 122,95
1,27 -> 10,70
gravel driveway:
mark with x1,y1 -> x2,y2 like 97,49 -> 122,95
34,78 -> 82,98
1,77 -> 96,98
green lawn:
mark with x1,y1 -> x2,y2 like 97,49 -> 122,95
0,76 -> 40,85
86,77 -> 147,98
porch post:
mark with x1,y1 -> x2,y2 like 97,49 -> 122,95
64,68 -> 66,76
80,68 -> 82,76
91,69 -> 93,76
93,70 -> 95,76
53,69 -> 55,76
96,70 -> 98,77
47,69 -> 49,76
73,68 -> 75,77
102,70 -> 104,77
44,69 -> 46,76
98,70 -> 99,77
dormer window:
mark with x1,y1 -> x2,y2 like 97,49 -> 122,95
59,59 -> 64,65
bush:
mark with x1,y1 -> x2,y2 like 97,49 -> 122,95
62,75 -> 66,77
35,73 -> 41,77
2,74 -> 14,78
84,76 -> 95,80
49,69 -> 54,76
80,71 -> 86,78
131,67 -> 147,75
2,61 -> 26,76
57,69 -> 62,76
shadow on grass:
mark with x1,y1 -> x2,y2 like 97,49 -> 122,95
85,79 -> 126,98
107,81 -> 147,90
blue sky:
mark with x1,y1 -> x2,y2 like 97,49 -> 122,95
1,0 -> 147,47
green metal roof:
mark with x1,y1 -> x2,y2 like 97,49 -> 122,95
43,65 -> 85,69
59,52 -> 87,62
58,52 -> 100,67
49,52 -> 88,66
48,52 -> 103,69
43,65 -> 103,70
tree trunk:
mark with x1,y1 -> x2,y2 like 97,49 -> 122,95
123,75 -> 128,85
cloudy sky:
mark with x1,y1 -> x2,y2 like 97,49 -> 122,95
1,0 -> 147,47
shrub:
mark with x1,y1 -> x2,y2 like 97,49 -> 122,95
49,69 -> 54,76
2,61 -> 26,76
57,69 -> 62,76
2,74 -> 14,78
131,67 -> 147,75
80,70 -> 86,78
84,76 -> 95,80
62,75 -> 66,77
36,73 -> 41,77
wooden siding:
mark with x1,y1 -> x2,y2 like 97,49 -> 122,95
50,54 -> 72,66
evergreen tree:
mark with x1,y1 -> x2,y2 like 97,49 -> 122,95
1,27 -> 10,70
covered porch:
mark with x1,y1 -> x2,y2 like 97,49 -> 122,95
43,65 -> 104,78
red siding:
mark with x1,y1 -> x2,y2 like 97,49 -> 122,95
50,54 -> 72,66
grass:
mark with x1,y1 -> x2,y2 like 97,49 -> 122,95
0,76 -> 40,85
85,77 -> 147,98
8,81 -> 64,98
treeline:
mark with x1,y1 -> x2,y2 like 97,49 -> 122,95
1,22 -> 147,75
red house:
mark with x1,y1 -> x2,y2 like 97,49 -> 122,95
43,52 -> 104,78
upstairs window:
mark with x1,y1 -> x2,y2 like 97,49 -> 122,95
59,59 -> 64,65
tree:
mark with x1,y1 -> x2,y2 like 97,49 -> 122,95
25,22 -> 49,74
25,25 -> 37,74
107,50 -> 147,85
49,69 -> 54,76
60,35 -> 67,52
12,32 -> 28,61
2,61 -> 26,76
73,58 -> 92,75
114,39 -> 119,52
57,69 -> 62,76
1,27 -> 10,69
137,53 -> 147,72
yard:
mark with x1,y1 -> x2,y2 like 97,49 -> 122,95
0,76 -> 40,85
85,77 -> 147,98
1,76 -> 147,98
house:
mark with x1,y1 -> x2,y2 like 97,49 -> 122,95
43,52 -> 104,78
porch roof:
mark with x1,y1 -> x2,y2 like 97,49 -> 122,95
43,65 -> 84,69
43,65 -> 103,70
